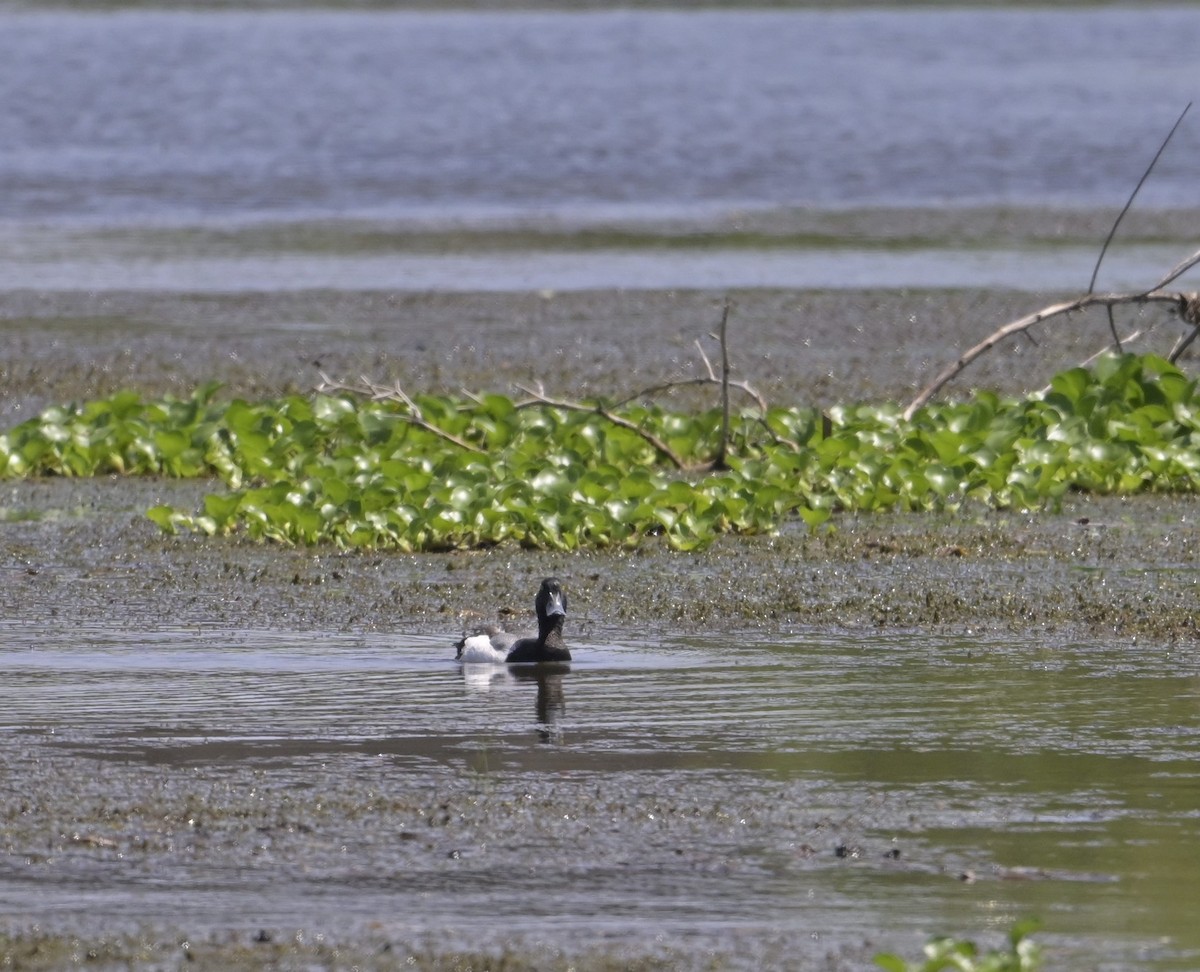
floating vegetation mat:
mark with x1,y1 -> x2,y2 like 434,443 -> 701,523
1,353 -> 1197,552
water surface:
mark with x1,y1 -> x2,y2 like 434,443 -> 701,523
2,7 -> 1200,294
1,238 -> 1194,293
3,626 -> 1199,969
2,7 -> 1199,225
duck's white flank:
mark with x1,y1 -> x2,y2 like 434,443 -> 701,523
457,633 -> 511,664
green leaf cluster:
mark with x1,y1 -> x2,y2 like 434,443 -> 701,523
0,383 -> 226,479
2,354 -> 1199,551
875,918 -> 1043,972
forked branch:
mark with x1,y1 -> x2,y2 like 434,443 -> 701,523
612,301 -> 766,414
903,291 -> 1195,420
317,300 -> 756,471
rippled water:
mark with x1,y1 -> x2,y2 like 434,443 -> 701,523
3,627 -> 1199,968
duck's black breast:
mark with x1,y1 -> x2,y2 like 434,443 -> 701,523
505,636 -> 572,664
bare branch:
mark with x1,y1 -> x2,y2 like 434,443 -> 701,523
1146,245 -> 1200,294
903,290 -> 1194,420
1089,103 -> 1191,294
514,384 -> 690,470
909,106 -> 1198,419
693,339 -> 718,381
316,373 -> 485,454
715,298 -> 733,470
318,306 -> 772,475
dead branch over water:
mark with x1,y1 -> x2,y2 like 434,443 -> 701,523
902,288 -> 1200,420
904,104 -> 1200,420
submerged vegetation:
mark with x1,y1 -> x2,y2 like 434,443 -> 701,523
0,353 -> 1198,552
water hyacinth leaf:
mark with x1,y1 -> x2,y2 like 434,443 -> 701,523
291,505 -> 323,542
605,498 -> 637,523
531,469 -> 570,495
799,504 -> 831,528
652,507 -> 677,532
1049,366 -> 1091,408
924,463 -> 961,496
39,420 -> 71,445
203,492 -> 242,526
320,477 -> 352,506
572,477 -> 613,505
1081,440 -> 1126,464
154,429 -> 190,461
146,505 -> 179,533
313,393 -> 356,423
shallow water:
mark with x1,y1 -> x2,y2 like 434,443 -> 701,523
2,237 -> 1194,293
3,626 -> 1200,969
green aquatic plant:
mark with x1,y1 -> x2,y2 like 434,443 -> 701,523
874,918 -> 1043,972
1,354 -> 1199,551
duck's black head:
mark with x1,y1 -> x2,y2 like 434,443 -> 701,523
536,577 -> 567,623
506,578 -> 570,663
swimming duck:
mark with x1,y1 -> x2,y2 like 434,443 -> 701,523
455,577 -> 571,664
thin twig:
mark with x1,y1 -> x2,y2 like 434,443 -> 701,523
380,378 -> 423,420
1089,103 -> 1191,295
1146,244 -> 1200,294
1084,327 -> 1145,368
1038,328 -> 1146,396
609,372 -> 768,410
1169,327 -> 1200,362
513,384 -> 689,470
611,321 -> 767,413
317,373 -> 485,453
716,297 -> 732,470
694,339 -> 718,381
610,376 -> 767,413
1107,306 -> 1122,353
1167,296 -> 1200,362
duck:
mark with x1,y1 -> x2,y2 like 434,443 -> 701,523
455,577 -> 571,664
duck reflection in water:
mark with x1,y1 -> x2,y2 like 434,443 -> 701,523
458,663 -> 570,743
512,664 -> 569,743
